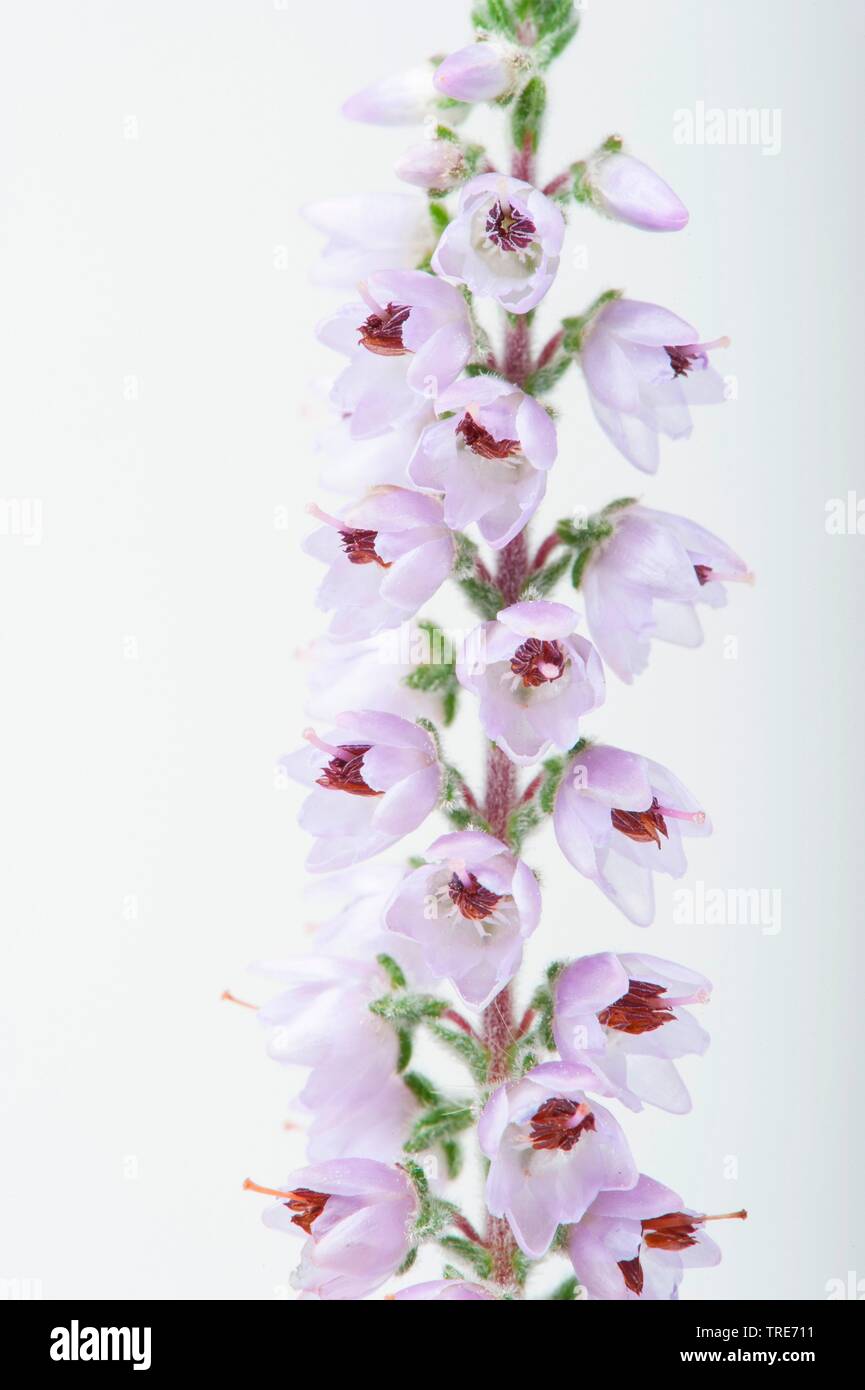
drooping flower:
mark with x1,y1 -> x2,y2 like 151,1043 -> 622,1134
282,711 -> 441,871
305,487 -> 454,641
432,174 -> 565,313
318,270 -> 473,439
303,193 -> 438,288
581,149 -> 689,231
384,830 -> 541,1009
408,375 -> 556,549
342,65 -> 454,126
247,1159 -> 418,1300
553,743 -> 710,926
394,1279 -> 497,1301
456,601 -> 605,767
253,953 -> 416,1161
395,138 -> 466,191
301,631 -> 442,724
578,297 -> 729,473
478,1061 -> 638,1259
314,409 -> 433,494
581,503 -> 752,682
554,952 -> 711,1114
433,40 -> 524,103
568,1175 -> 746,1300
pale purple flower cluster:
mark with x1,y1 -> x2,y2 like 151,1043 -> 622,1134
234,0 -> 751,1303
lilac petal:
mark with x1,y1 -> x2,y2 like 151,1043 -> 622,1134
582,327 -> 641,413
434,42 -> 515,103
601,298 -> 698,346
594,153 -> 689,232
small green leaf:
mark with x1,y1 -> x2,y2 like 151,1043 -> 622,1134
458,575 -> 504,620
524,353 -> 573,397
441,1138 -> 463,1180
376,953 -> 407,991
438,1235 -> 494,1280
428,1021 -> 490,1083
539,755 -> 566,814
512,76 -> 547,154
507,801 -> 541,855
403,1070 -> 442,1107
520,547 -> 572,600
396,1029 -> 412,1073
404,1103 -> 475,1152
549,1275 -> 580,1300
473,0 -> 517,35
370,992 -> 445,1025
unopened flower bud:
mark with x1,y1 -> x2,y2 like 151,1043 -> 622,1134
434,40 -> 523,103
395,138 -> 466,190
342,65 -> 438,126
589,150 -> 689,231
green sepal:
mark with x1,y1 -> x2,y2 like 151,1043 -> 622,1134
507,800 -> 541,855
396,1029 -> 413,1074
403,1102 -> 475,1153
539,755 -> 566,814
519,547 -> 572,600
458,574 -> 505,620
369,992 -> 445,1025
376,953 -> 407,991
523,353 -> 574,397
438,1235 -> 494,1280
511,76 -> 547,154
428,1020 -> 490,1084
441,1138 -> 463,1180
402,1070 -> 442,1107
472,0 -> 517,35
549,1274 -> 580,1300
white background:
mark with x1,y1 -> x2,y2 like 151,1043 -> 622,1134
1,0 -> 863,1300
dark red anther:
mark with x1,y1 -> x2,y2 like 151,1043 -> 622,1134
598,979 -> 676,1036
339,527 -> 391,568
358,302 -> 411,356
529,1097 -> 595,1152
315,744 -> 382,797
448,871 -> 501,921
510,638 -> 566,688
456,412 -> 520,460
665,345 -> 699,378
486,200 -> 537,252
694,563 -> 713,585
610,796 -> 668,848
617,1255 -> 645,1296
282,1188 -> 330,1235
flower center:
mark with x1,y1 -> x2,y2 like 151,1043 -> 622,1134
447,871 -> 501,921
610,796 -> 668,848
510,638 -> 566,688
339,527 -> 391,568
243,1179 -> 329,1234
456,412 -> 520,460
529,1097 -> 595,1152
598,979 -> 676,1035
358,302 -> 412,356
486,199 -> 537,252
694,563 -> 713,585
665,345 -> 699,377
315,743 -> 382,797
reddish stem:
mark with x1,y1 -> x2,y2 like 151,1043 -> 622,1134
512,132 -> 536,184
520,772 -> 543,805
531,531 -> 561,571
443,1007 -> 482,1044
516,1007 -> 536,1039
451,1211 -> 488,1246
536,328 -> 565,370
504,314 -> 532,390
460,781 -> 480,813
542,170 -> 571,197
475,557 -> 493,584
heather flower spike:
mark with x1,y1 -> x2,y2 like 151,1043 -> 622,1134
236,0 -> 751,1301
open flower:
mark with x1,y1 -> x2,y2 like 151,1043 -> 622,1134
318,270 -> 473,439
248,1159 -> 418,1300
394,1280 -> 496,1301
408,375 -> 556,549
254,953 -> 416,1161
579,297 -> 729,473
432,174 -> 564,313
303,194 -> 438,288
433,40 -> 524,103
479,1061 -> 638,1259
456,601 -> 605,767
314,409 -> 433,495
302,631 -> 443,725
283,711 -> 441,872
553,743 -> 710,926
384,830 -> 541,1009
568,1175 -> 746,1300
305,488 -> 454,641
583,150 -> 689,232
554,952 -> 711,1114
581,503 -> 752,682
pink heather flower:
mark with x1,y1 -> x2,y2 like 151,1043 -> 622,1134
314,410 -> 433,494
568,1175 -> 745,1300
342,65 -> 447,126
395,138 -> 466,191
282,711 -> 441,872
301,632 -> 442,725
433,40 -> 524,103
553,743 -> 711,926
305,487 -> 454,641
582,503 -> 753,682
303,194 -> 437,288
394,1280 -> 496,1301
432,174 -> 565,314
384,830 -> 541,1009
479,1061 -> 638,1259
408,375 -> 556,549
456,601 -> 605,767
579,297 -> 730,473
318,270 -> 473,439
254,954 -> 416,1162
554,952 -> 711,1114
588,151 -> 689,231
251,1159 -> 418,1300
